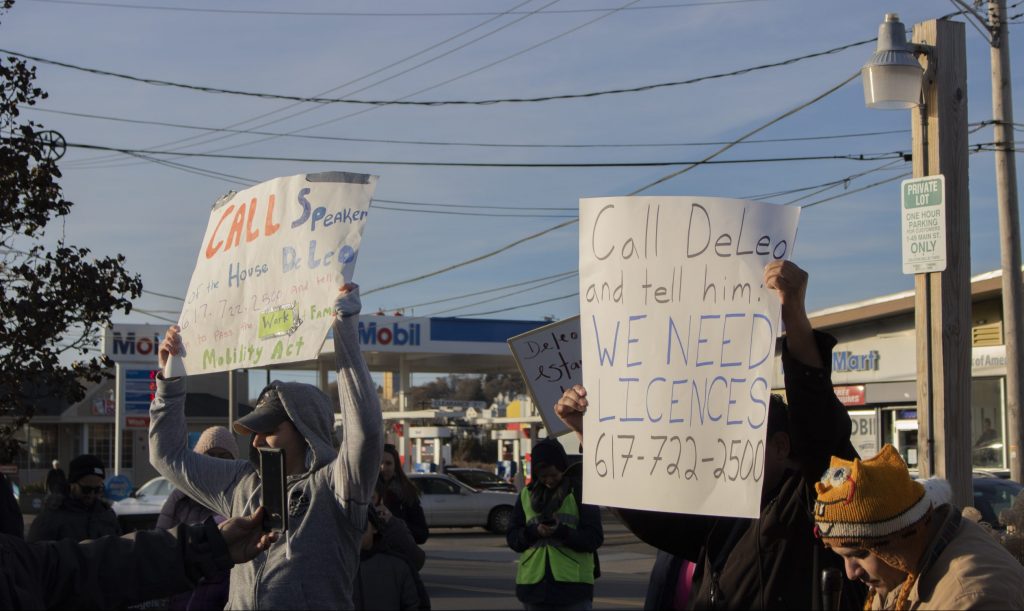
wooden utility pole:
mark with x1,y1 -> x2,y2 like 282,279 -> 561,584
988,0 -> 1023,482
911,19 -> 973,507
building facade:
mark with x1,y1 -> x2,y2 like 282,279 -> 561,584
771,269 -> 1011,472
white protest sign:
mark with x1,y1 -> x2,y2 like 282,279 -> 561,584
175,171 -> 377,375
579,197 -> 799,519
507,316 -> 581,438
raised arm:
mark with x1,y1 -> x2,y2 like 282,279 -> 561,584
149,326 -> 251,518
331,284 -> 384,508
765,261 -> 856,481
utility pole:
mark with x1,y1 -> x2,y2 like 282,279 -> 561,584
988,0 -> 1023,482
911,19 -> 973,508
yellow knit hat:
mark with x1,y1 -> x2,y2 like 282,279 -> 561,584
814,444 -> 929,544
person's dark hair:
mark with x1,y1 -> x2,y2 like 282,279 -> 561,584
380,444 -> 420,502
766,394 -> 789,438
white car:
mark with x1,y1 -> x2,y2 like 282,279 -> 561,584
409,473 -> 516,534
111,476 -> 176,532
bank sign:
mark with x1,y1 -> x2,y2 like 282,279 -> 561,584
901,175 -> 947,274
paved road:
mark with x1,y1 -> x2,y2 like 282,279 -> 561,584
421,512 -> 655,610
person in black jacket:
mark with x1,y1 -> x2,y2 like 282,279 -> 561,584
555,261 -> 865,610
1,508 -> 278,610
28,453 -> 121,543
44,459 -> 68,498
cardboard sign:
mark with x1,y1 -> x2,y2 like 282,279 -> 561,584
176,172 -> 377,375
579,196 -> 799,519
508,316 -> 581,438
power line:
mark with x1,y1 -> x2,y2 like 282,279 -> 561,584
183,0 -> 630,159
456,292 -> 579,318
779,159 -> 906,205
26,106 -> 915,148
132,307 -> 179,324
61,141 -> 907,167
361,219 -> 578,296
630,71 -> 861,193
123,0 -> 552,163
427,273 -> 577,316
62,0 -> 542,167
142,289 -> 185,302
375,198 -> 574,212
24,0 -> 774,17
0,37 -> 875,107
372,204 -> 575,218
798,172 -> 911,209
394,270 -> 577,310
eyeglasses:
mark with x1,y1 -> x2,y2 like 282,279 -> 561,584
77,485 -> 104,495
384,444 -> 397,452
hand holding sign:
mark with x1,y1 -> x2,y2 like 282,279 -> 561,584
554,384 -> 587,445
159,325 -> 185,378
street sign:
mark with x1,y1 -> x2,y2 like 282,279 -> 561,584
901,175 -> 947,274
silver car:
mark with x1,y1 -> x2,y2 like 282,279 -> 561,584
410,473 -> 516,534
111,476 -> 175,532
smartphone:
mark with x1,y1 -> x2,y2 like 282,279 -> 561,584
258,447 -> 287,533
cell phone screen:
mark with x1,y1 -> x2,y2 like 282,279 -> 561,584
258,447 -> 287,533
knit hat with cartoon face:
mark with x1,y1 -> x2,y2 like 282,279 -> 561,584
814,444 -> 930,547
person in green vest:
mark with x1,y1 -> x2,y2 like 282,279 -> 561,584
506,438 -> 603,610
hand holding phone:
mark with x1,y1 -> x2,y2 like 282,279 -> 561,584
258,447 -> 287,533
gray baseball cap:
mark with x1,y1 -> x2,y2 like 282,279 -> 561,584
233,387 -> 290,435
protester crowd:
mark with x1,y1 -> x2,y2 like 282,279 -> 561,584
3,268 -> 1024,610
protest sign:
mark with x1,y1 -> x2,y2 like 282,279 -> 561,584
175,171 -> 377,375
579,196 -> 799,519
507,316 -> 581,438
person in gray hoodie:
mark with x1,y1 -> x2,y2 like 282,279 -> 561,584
150,284 -> 383,610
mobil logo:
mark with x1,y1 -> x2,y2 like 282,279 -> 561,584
358,320 -> 422,346
105,324 -> 168,362
112,331 -> 162,357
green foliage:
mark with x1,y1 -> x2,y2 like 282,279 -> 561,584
0,1 -> 142,462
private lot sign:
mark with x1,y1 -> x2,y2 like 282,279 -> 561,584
901,175 -> 946,274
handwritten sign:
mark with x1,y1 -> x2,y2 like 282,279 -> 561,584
579,196 -> 799,519
507,316 -> 581,438
176,171 -> 377,375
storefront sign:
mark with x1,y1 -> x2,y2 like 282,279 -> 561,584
833,385 -> 866,406
125,416 -> 151,429
848,410 -> 879,459
832,350 -> 880,372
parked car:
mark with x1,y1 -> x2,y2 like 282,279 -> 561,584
112,476 -> 175,533
972,477 -> 1022,529
410,473 -> 516,534
443,467 -> 516,492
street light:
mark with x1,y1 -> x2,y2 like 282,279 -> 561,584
862,13 -> 923,109
862,15 -> 973,508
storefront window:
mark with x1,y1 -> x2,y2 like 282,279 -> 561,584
971,377 -> 1005,469
87,424 -> 133,471
28,424 -> 59,469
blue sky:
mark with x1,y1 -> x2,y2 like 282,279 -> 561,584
5,0 -> 1023,329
